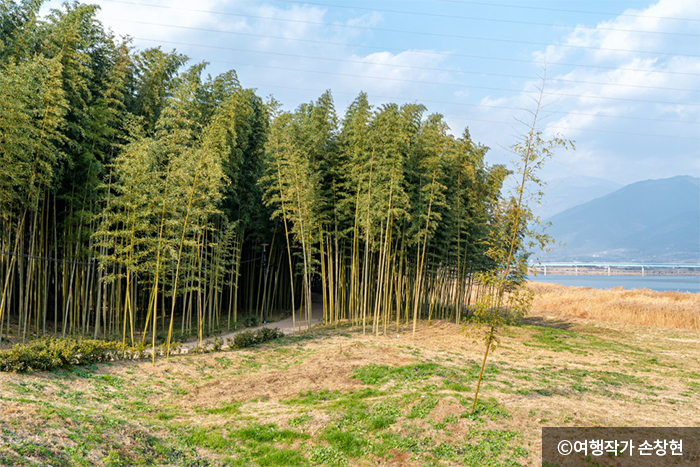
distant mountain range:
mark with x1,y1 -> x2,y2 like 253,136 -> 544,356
539,175 -> 700,264
534,176 -> 622,220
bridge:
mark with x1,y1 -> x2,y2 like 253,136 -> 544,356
528,263 -> 700,276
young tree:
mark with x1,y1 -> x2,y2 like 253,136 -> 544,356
470,81 -> 574,412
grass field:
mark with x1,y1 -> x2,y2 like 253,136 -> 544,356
530,281 -> 700,331
1,286 -> 699,466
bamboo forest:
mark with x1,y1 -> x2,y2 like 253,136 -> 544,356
5,2 -> 700,466
0,1 -> 565,357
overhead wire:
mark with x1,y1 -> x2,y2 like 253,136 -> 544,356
136,37 -> 700,95
269,0 -> 700,38
105,18 -> 700,76
187,79 -> 700,140
87,0 -> 700,140
108,19 -> 700,77
97,0 -> 700,58
202,77 -> 696,125
437,0 -> 700,22
126,43 -> 700,108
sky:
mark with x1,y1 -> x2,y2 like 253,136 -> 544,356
41,0 -> 700,187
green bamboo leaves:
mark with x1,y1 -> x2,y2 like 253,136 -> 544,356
262,110 -> 320,329
0,56 -> 66,214
0,2 -> 569,373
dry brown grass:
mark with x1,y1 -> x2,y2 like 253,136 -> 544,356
1,315 -> 699,466
179,342 -> 412,408
529,281 -> 700,331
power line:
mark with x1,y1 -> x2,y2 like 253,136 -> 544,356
138,36 -> 700,95
111,19 -> 700,77
90,2 -> 700,133
438,0 -> 700,23
253,84 -> 700,140
137,49 -> 700,108
542,124 -> 699,140
218,78 -> 696,125
455,118 -> 700,141
98,0 -> 700,58
269,0 -> 700,38
223,78 -> 700,135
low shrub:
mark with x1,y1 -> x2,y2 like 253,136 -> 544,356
231,328 -> 284,349
212,336 -> 224,351
256,327 -> 284,342
240,315 -> 260,328
0,338 -> 123,372
232,331 -> 258,349
0,327 -> 284,372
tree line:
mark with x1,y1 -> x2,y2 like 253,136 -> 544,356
0,1 -> 564,358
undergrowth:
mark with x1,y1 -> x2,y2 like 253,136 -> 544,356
0,327 -> 284,372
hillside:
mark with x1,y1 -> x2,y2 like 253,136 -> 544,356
1,291 -> 699,466
542,175 -> 700,263
534,176 -> 622,220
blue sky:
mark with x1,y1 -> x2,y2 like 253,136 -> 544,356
42,0 -> 700,186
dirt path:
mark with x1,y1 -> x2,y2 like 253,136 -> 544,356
180,299 -> 324,351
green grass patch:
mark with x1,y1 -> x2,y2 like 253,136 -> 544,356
351,362 -> 466,386
462,397 -> 511,421
214,356 -> 235,369
236,444 -> 309,466
288,414 -> 312,427
286,387 -> 381,407
367,400 -> 401,430
185,426 -> 229,452
319,427 -> 368,458
380,431 -> 433,454
523,325 -> 651,359
203,402 -> 241,415
524,327 -> 589,355
287,389 -> 345,405
407,395 -> 438,419
457,429 -> 526,466
154,409 -> 179,421
308,446 -> 348,467
230,423 -> 308,443
19,403 -> 202,464
443,379 -> 470,392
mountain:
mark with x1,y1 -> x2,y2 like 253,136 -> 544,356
533,176 -> 622,220
540,175 -> 700,263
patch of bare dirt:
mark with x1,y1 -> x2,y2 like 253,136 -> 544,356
381,449 -> 418,466
428,395 -> 463,423
179,340 -> 415,408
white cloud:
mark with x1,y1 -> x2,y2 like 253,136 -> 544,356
548,0 -> 700,62
39,0 -> 698,185
41,0 -> 241,43
338,50 -> 450,94
254,4 -> 327,41
477,0 -> 700,183
344,11 -> 383,28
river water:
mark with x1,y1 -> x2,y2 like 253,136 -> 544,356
528,274 -> 700,293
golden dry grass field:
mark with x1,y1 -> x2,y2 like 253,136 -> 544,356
0,284 -> 698,466
530,282 -> 700,331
